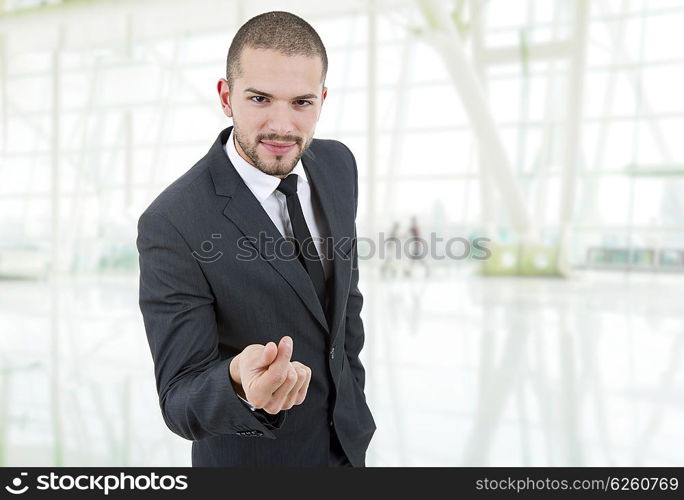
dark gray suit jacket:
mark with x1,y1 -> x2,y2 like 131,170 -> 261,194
136,127 -> 376,466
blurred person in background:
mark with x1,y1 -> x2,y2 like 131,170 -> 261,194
406,215 -> 429,278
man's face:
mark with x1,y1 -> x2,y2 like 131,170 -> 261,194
218,46 -> 327,177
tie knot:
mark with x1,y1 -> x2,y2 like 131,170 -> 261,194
276,174 -> 298,197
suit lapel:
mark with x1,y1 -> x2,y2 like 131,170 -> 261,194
302,148 -> 352,346
208,128 -> 329,333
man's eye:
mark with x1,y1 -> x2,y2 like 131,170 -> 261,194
294,100 -> 312,107
250,96 -> 268,103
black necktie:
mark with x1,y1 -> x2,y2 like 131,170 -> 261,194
276,174 -> 327,314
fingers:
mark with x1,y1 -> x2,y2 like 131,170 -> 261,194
263,364 -> 298,414
239,340 -> 286,406
257,361 -> 312,414
281,363 -> 305,410
283,361 -> 310,409
262,336 -> 292,387
258,341 -> 278,368
269,336 -> 293,374
293,362 -> 311,406
240,336 -> 312,413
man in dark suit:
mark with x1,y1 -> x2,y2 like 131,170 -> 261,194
136,11 -> 376,467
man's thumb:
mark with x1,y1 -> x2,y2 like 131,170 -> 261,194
259,341 -> 278,367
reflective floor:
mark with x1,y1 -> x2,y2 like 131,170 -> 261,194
1,265 -> 682,466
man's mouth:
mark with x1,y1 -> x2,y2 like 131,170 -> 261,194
260,140 -> 297,155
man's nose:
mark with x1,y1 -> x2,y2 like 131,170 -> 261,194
265,102 -> 295,137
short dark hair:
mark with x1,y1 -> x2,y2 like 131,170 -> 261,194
226,11 -> 328,91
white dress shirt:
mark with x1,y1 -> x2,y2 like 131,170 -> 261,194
224,129 -> 331,412
224,129 -> 331,281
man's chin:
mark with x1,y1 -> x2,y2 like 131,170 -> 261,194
255,151 -> 302,175
255,158 -> 297,176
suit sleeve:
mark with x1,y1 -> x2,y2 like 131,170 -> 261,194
137,210 -> 285,441
339,143 -> 368,391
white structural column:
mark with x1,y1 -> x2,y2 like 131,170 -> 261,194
124,13 -> 134,210
366,1 -> 378,241
51,31 -> 62,276
50,25 -> 65,466
381,34 -> 414,219
0,30 -> 7,468
1,33 -> 6,156
365,0 -> 379,466
470,1 -> 496,240
557,0 -> 588,270
417,0 -> 532,237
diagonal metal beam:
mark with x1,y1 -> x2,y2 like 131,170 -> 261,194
417,0 -> 532,236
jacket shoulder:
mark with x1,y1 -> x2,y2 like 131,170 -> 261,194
138,153 -> 215,225
308,137 -> 357,170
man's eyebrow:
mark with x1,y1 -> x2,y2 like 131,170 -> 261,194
244,88 -> 318,100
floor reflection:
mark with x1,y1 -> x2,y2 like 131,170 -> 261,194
1,268 -> 683,466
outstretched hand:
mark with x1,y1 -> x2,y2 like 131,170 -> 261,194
229,336 -> 312,414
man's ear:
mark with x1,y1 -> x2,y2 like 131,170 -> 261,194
217,78 -> 233,118
317,86 -> 327,122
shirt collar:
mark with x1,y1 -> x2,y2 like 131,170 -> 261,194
224,128 -> 308,203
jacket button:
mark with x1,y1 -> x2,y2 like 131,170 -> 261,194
330,347 -> 335,359
256,431 -> 263,436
